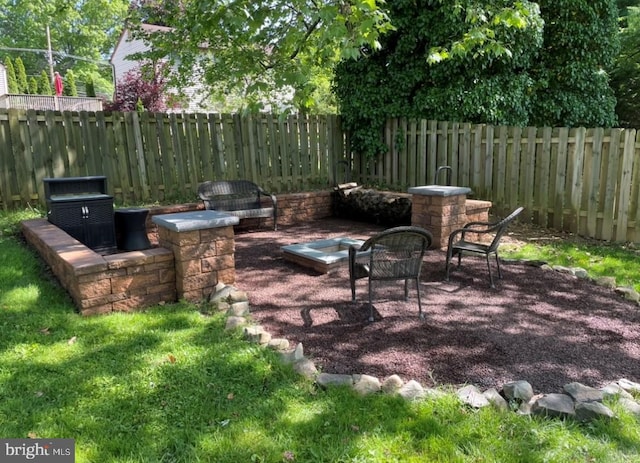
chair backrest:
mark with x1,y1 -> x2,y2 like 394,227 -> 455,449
363,226 -> 433,280
487,206 -> 524,253
197,180 -> 261,211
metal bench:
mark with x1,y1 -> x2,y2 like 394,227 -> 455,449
197,180 -> 278,230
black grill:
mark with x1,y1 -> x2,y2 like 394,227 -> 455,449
44,176 -> 117,253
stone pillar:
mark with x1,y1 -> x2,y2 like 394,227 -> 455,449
152,211 -> 239,302
408,185 -> 473,249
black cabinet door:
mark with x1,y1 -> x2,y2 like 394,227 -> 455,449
83,200 -> 116,251
48,198 -> 116,252
48,202 -> 87,244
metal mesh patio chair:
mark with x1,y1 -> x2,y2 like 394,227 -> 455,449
349,226 -> 433,322
445,206 -> 524,288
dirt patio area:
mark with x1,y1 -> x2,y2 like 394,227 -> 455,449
233,218 -> 640,393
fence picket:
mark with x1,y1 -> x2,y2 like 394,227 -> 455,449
583,129 -> 603,238
617,129 -> 635,241
0,111 -> 13,210
554,127 -> 569,231
140,112 -> 161,200
506,126 -> 522,215
494,126 -> 508,213
28,110 -> 47,203
602,129 -> 622,240
568,128 -> 586,234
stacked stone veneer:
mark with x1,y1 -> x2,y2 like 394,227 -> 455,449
274,190 -> 334,227
409,186 -> 492,248
21,219 -> 176,315
153,211 -> 239,302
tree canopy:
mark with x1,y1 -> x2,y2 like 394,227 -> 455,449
611,3 -> 640,127
334,0 -> 619,157
128,0 -> 395,112
0,0 -> 129,94
528,0 -> 619,127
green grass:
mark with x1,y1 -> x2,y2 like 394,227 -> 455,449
501,238 -> 640,292
1,209 -> 639,462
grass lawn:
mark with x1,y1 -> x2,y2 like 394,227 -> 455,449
1,210 -> 639,462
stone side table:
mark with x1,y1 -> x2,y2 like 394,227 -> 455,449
152,210 -> 239,302
408,185 -> 472,249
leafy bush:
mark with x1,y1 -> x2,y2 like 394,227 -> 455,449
105,64 -> 174,112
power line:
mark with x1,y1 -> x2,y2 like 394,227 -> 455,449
0,46 -> 110,66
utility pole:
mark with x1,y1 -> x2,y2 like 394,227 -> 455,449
46,24 -> 59,110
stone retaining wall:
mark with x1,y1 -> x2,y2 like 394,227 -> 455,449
21,189 -> 491,315
21,219 -> 176,316
21,191 -> 335,315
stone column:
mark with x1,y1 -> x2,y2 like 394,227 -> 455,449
408,185 -> 472,249
152,211 -> 239,302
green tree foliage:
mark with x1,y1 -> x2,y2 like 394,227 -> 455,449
14,57 -> 28,93
63,70 -> 78,96
28,76 -> 38,94
0,0 -> 129,95
85,77 -> 96,97
4,57 -> 18,93
611,4 -> 640,127
334,0 -> 544,157
528,0 -> 619,127
128,0 -> 394,113
335,0 -> 620,157
38,70 -> 52,95
617,0 -> 639,18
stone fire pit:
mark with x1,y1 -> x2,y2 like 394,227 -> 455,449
282,237 -> 364,273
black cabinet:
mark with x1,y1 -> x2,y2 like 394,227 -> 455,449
44,176 -> 117,253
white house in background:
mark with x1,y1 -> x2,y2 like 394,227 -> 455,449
110,23 -> 215,113
110,23 -> 295,113
0,64 -> 7,95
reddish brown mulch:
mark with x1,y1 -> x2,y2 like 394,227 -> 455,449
233,218 -> 640,393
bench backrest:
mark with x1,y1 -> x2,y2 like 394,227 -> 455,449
197,180 -> 264,211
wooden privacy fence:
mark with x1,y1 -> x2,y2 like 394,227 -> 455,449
355,119 -> 640,243
4,107 -> 640,243
0,109 -> 346,209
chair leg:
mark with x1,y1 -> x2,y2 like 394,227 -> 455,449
368,279 -> 374,322
445,254 -> 451,281
416,278 -> 424,319
486,255 -> 495,288
350,276 -> 356,302
445,249 -> 456,281
495,253 -> 503,279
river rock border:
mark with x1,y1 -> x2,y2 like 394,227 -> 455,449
209,275 -> 640,424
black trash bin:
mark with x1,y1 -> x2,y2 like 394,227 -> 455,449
114,208 -> 151,251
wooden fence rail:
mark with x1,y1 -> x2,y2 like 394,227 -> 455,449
3,108 -> 640,243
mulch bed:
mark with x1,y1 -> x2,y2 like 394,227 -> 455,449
233,218 -> 640,393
